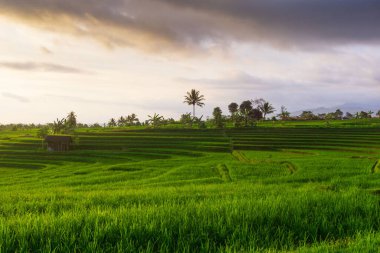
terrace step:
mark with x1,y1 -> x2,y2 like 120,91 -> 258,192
280,161 -> 297,174
371,160 -> 380,173
215,164 -> 232,182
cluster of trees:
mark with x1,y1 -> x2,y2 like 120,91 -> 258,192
181,92 -> 276,128
181,90 -> 277,128
146,114 -> 176,128
226,99 -> 274,127
293,110 -> 379,121
180,113 -> 206,128
295,110 -> 343,121
347,111 -> 380,120
51,111 -> 77,134
36,112 -> 78,139
108,114 -> 177,128
200,99 -> 276,129
182,90 -> 380,128
108,114 -> 140,127
108,89 -> 205,129
0,124 -> 42,131
0,122 -> 97,132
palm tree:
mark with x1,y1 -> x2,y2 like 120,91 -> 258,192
259,102 -> 275,120
148,113 -> 164,128
184,89 -> 205,118
66,111 -> 77,129
278,106 -> 290,120
108,118 -> 117,127
127,113 -> 139,126
117,116 -> 126,127
52,118 -> 66,134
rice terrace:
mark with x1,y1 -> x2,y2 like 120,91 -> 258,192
1,118 -> 380,252
2,0 -> 380,252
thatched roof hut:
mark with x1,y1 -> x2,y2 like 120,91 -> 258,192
45,135 -> 72,152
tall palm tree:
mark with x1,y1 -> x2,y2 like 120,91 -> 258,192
184,89 -> 205,118
259,102 -> 275,120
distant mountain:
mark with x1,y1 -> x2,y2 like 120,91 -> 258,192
292,102 -> 380,116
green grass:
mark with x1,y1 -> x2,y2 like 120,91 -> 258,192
1,125 -> 380,252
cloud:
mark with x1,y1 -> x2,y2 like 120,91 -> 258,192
40,47 -> 53,54
0,0 -> 379,52
45,94 -> 177,112
2,92 -> 30,103
0,61 -> 84,73
180,72 -> 307,91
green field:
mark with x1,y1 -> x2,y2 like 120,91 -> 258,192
1,127 -> 380,252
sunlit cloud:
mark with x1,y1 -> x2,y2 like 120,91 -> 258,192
2,92 -> 30,103
0,62 -> 85,74
40,47 -> 53,54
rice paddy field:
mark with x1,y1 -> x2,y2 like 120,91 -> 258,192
1,125 -> 380,252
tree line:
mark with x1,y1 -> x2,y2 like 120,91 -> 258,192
2,89 -> 380,134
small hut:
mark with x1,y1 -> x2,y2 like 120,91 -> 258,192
45,135 -> 73,152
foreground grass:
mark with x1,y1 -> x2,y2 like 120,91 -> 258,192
1,185 -> 380,252
1,127 -> 380,252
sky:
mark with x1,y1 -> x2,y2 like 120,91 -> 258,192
0,0 -> 379,124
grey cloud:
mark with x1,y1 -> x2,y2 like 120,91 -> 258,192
180,72 -> 307,91
182,68 -> 380,94
374,72 -> 380,82
2,92 -> 30,103
158,0 -> 380,45
0,0 -> 379,51
0,62 -> 84,73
